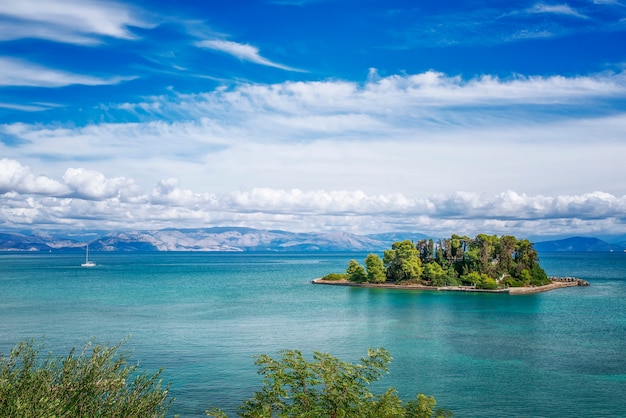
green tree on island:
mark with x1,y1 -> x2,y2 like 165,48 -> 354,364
423,261 -> 448,287
365,253 -> 387,283
347,258 -> 367,282
384,240 -> 423,283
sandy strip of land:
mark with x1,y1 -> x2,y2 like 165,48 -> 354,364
506,280 -> 579,294
311,278 -> 580,294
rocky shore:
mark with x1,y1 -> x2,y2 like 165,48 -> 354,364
311,276 -> 589,294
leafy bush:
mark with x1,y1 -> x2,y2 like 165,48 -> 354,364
461,272 -> 500,289
322,272 -> 348,281
207,348 -> 452,418
477,276 -> 498,290
503,277 -> 526,287
529,264 -> 550,286
445,275 -> 461,286
0,339 -> 171,418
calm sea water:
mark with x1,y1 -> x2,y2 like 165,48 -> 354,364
1,251 -> 625,417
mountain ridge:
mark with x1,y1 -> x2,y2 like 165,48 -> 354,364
533,236 -> 626,252
0,228 -> 624,252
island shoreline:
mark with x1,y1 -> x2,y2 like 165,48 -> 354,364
311,277 -> 588,294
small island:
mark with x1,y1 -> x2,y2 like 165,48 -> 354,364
313,234 -> 589,294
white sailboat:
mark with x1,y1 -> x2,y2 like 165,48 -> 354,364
81,244 -> 96,267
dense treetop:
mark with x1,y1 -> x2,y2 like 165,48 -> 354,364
325,234 -> 549,290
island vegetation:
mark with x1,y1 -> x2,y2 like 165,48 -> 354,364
322,234 -> 551,290
1,338 -> 450,418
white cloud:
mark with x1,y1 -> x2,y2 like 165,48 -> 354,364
0,102 -> 53,112
2,70 -> 626,200
0,0 -> 151,45
62,167 -> 141,201
196,39 -> 304,72
527,3 -> 589,19
124,70 -> 626,123
0,158 -> 70,195
150,177 -> 217,206
3,166 -> 626,236
2,70 -> 626,235
0,57 -> 135,87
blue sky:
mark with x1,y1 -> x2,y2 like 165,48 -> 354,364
1,0 -> 626,238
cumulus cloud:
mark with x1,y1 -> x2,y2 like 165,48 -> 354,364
0,0 -> 152,45
196,39 -> 303,72
0,158 -> 70,195
2,157 -> 626,237
216,189 -> 626,226
428,191 -> 626,220
62,167 -> 140,201
150,177 -> 218,206
225,188 -> 416,215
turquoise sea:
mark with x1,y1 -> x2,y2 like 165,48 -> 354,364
1,251 -> 625,417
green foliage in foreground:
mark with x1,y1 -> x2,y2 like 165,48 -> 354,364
0,339 -> 171,418
1,339 -> 450,418
207,348 -> 452,418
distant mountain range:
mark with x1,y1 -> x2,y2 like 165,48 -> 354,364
533,236 -> 626,253
0,228 -> 624,253
0,228 -> 391,252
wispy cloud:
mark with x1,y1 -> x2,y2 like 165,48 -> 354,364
398,2 -> 623,47
527,3 -> 589,19
114,70 -> 626,126
0,102 -> 55,112
0,0 -> 152,45
0,57 -> 135,88
196,39 -> 304,72
593,0 -> 624,6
